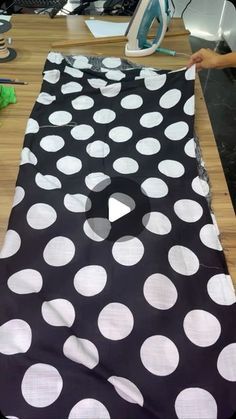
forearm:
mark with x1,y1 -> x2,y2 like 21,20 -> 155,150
215,52 -> 236,68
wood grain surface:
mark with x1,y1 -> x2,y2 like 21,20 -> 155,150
0,15 -> 235,283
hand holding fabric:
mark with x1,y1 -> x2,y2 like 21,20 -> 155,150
187,48 -> 236,70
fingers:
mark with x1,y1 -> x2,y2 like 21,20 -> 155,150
187,49 -> 213,71
187,49 -> 206,67
190,50 -> 203,62
187,55 -> 202,69
195,62 -> 203,71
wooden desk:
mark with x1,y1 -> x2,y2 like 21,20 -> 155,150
0,15 -> 235,283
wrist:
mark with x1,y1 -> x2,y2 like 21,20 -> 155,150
216,53 -> 236,69
214,54 -> 226,69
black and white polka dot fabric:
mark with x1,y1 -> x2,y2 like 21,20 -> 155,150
0,53 -> 235,419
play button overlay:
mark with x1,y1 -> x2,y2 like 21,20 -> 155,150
85,177 -> 151,242
108,193 -> 135,222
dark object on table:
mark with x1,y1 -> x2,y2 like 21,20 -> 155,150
12,0 -> 66,17
71,0 -> 139,16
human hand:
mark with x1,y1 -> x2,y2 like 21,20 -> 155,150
187,48 -> 223,71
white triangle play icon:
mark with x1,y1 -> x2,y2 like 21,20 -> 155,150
108,197 -> 131,222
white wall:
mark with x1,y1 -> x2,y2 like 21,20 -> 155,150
220,1 -> 236,50
171,0 -> 225,41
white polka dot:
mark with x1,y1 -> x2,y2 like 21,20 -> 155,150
93,109 -> 116,124
20,147 -> 37,166
217,343 -> 236,381
0,319 -> 32,355
64,66 -> 83,78
43,236 -> 75,266
184,95 -> 195,115
140,112 -> 163,128
144,74 -> 166,90
56,156 -> 82,175
184,310 -> 221,347
102,57 -> 121,68
112,236 -> 144,266
63,336 -> 99,369
201,158 -> 205,168
37,92 -> 56,105
71,124 -> 94,140
12,186 -> 25,207
64,193 -> 91,213
174,199 -> 203,222
165,121 -> 189,141
211,213 -> 220,236
142,212 -> 171,235
200,224 -> 222,250
140,335 -> 179,376
159,89 -> 182,108
8,269 -> 42,294
137,68 -> 158,79
85,172 -> 111,191
72,95 -> 94,110
207,273 -> 236,305
141,178 -> 168,198
184,138 -> 195,158
48,52 -> 63,64
49,111 -> 72,126
0,230 -> 21,258
108,376 -> 143,406
26,118 -> 39,134
42,299 -> 75,327
6,416 -> 19,419
73,56 -> 92,69
113,157 -> 139,174
100,82 -> 121,97
40,135 -> 64,152
61,81 -> 82,95
27,203 -> 57,229
185,65 -> 196,80
35,173 -> 61,190
43,69 -> 60,84
121,94 -> 143,109
136,137 -> 161,155
192,176 -> 209,197
158,159 -> 185,178
86,140 -> 110,158
88,78 -> 107,89
168,246 -> 199,276
98,303 -> 134,340
105,70 -> 125,81
175,388 -> 217,419
68,399 -> 110,419
21,363 -> 63,407
144,273 -> 177,310
74,265 -> 107,296
109,126 -> 132,143
83,218 -> 111,242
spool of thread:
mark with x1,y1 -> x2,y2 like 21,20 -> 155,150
0,20 -> 16,62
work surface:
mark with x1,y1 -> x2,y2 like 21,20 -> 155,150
0,15 -> 235,282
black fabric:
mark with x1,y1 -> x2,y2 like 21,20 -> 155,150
0,53 -> 235,419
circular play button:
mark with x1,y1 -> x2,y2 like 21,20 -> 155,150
85,177 -> 151,242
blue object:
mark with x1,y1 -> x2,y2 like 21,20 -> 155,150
125,0 -> 171,57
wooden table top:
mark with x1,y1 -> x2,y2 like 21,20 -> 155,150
0,14 -> 235,283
